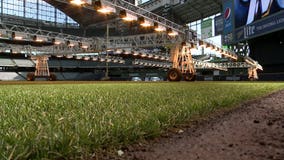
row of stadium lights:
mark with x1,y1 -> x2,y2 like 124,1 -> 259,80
198,40 -> 238,60
133,59 -> 172,68
69,0 -> 179,36
114,49 -> 170,61
68,0 -> 237,60
55,54 -> 126,64
3,30 -> 92,49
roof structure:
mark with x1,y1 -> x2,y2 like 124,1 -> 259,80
43,0 -> 223,27
172,0 -> 223,24
43,0 -> 116,28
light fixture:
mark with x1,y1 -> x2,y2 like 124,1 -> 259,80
154,55 -> 159,59
138,17 -> 153,27
119,60 -> 125,64
123,50 -> 131,55
12,32 -> 26,40
133,51 -> 139,56
167,28 -> 178,36
215,47 -> 220,52
76,55 -> 83,60
207,43 -> 213,49
52,38 -> 64,45
66,40 -> 77,47
79,42 -> 90,49
83,56 -> 90,60
99,57 -> 106,62
198,40 -> 207,48
113,59 -> 118,63
65,55 -> 74,59
147,54 -> 153,58
140,53 -> 147,57
92,56 -> 98,61
190,42 -> 197,52
33,35 -> 47,42
69,0 -> 86,6
114,49 -> 123,54
106,58 -> 112,62
94,1 -> 116,14
119,10 -> 137,21
154,22 -> 166,32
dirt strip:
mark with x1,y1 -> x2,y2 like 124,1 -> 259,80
114,90 -> 284,160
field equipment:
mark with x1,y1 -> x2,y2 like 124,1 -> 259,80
0,0 -> 263,81
27,56 -> 56,81
167,42 -> 196,81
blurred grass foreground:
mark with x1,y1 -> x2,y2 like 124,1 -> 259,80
0,82 -> 284,159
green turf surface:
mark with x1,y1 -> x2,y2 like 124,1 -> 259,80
0,82 -> 283,159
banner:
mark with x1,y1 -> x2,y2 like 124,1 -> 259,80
235,11 -> 284,42
201,19 -> 212,39
214,15 -> 223,36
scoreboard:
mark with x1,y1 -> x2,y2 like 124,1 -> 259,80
222,0 -> 284,44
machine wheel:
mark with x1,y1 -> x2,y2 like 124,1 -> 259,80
167,68 -> 182,81
184,73 -> 196,81
27,72 -> 35,81
49,73 -> 57,81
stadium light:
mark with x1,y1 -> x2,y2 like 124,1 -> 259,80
112,59 -> 118,63
69,0 -> 86,5
94,1 -> 116,14
133,51 -> 139,56
198,40 -> 207,48
138,17 -> 153,27
154,55 -> 159,59
114,49 -> 123,54
147,54 -> 153,58
167,28 -> 178,36
12,32 -> 26,40
140,53 -> 147,57
33,35 -> 47,42
66,40 -> 77,47
52,38 -> 64,45
83,56 -> 90,60
79,42 -> 90,49
119,60 -> 125,64
207,43 -> 214,50
92,56 -> 98,61
119,10 -> 137,21
190,42 -> 197,52
154,22 -> 166,32
65,55 -> 74,59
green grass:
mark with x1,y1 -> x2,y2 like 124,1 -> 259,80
0,82 -> 283,159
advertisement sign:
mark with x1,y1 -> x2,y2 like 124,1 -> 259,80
214,15 -> 223,36
235,0 -> 284,28
235,10 -> 284,41
223,0 -> 234,34
201,19 -> 213,39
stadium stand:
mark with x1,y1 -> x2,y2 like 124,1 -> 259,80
0,72 -> 25,81
13,59 -> 35,67
0,58 -> 16,67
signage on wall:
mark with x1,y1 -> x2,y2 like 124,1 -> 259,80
235,0 -> 284,28
222,0 -> 235,44
201,18 -> 213,39
222,0 -> 284,44
214,15 -> 223,36
223,0 -> 234,34
235,10 -> 284,41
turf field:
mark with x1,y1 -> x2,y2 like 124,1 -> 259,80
0,81 -> 283,159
